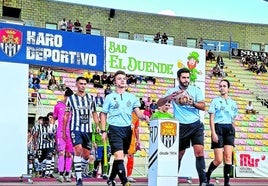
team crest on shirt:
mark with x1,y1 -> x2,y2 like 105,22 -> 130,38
160,121 -> 177,148
0,28 -> 22,57
127,100 -> 131,107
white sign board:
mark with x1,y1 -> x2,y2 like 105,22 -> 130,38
148,119 -> 179,186
0,62 -> 28,177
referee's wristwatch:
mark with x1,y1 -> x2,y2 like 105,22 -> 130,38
100,130 -> 107,134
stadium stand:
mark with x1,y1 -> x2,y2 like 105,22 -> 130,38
28,56 -> 268,178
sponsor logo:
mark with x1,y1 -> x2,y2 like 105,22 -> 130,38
240,153 -> 266,167
0,28 -> 22,57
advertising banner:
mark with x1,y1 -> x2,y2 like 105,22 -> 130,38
0,22 -> 105,71
105,37 -> 206,80
231,48 -> 267,60
235,151 -> 268,177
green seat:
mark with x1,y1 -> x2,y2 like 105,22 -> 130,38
38,89 -> 47,94
246,139 -> 255,146
47,94 -> 57,100
262,147 -> 268,152
256,128 -> 264,133
241,121 -> 249,127
40,99 -> 49,105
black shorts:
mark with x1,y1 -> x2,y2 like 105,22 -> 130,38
71,130 -> 92,150
108,125 -> 132,154
211,124 -> 235,149
37,148 -> 54,162
179,120 -> 204,151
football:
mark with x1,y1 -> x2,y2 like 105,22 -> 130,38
174,92 -> 189,105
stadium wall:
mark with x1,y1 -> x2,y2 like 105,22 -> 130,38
1,0 -> 268,50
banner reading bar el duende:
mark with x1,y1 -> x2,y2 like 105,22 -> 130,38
105,37 -> 206,80
0,22 -> 105,71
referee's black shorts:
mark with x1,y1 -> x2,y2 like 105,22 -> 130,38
211,124 -> 235,149
108,125 -> 132,154
179,120 -> 204,151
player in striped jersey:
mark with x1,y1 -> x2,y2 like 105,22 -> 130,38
63,76 -> 100,186
33,116 -> 56,178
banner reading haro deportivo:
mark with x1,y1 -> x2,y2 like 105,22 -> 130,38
0,22 -> 105,71
105,37 -> 206,81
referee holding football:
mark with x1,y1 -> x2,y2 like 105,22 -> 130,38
157,68 -> 214,186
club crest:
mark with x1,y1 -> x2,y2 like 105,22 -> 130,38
0,28 -> 22,57
160,121 -> 177,148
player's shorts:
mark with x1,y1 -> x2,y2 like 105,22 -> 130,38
179,120 -> 204,151
70,130 -> 92,150
108,125 -> 132,154
211,124 -> 235,149
37,148 -> 54,162
56,131 -> 73,153
96,146 -> 111,160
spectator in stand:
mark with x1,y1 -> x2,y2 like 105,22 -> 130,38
216,54 -> 225,68
136,75 -> 144,84
32,74 -> 41,91
145,76 -> 156,84
92,71 -> 103,88
48,75 -> 59,90
139,98 -> 145,110
151,101 -> 173,120
29,72 -> 33,88
245,55 -> 251,66
83,70 -> 93,83
143,105 -> 153,119
85,22 -> 92,34
248,59 -> 258,72
104,84 -> 112,97
74,19 -> 82,33
154,31 -> 161,43
66,20 -> 73,32
220,66 -> 227,78
95,92 -> 104,111
127,74 -> 137,85
106,73 -> 115,86
207,50 -> 215,62
144,97 -> 152,107
257,62 -> 267,74
150,99 -> 158,113
161,32 -> 168,44
101,72 -> 108,85
245,101 -> 257,114
45,67 -> 53,81
212,64 -> 221,77
39,66 -> 46,80
58,76 -> 66,91
198,37 -> 206,49
59,18 -> 67,31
